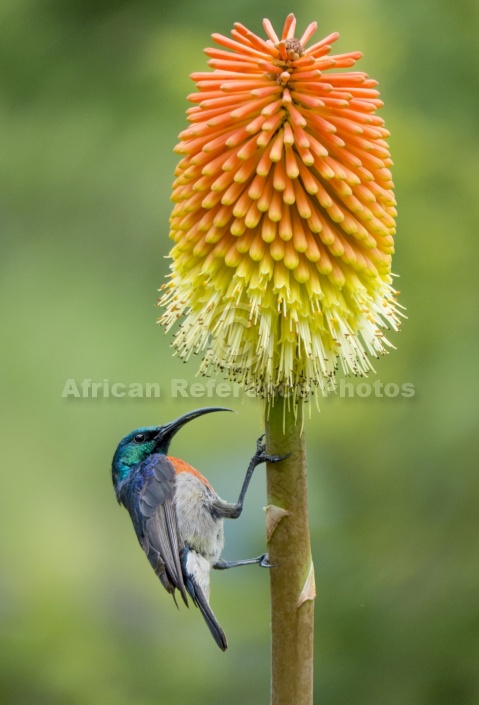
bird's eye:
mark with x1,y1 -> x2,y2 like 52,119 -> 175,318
134,433 -> 146,443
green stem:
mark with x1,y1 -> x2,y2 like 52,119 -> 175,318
265,398 -> 315,705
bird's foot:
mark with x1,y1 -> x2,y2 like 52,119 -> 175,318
258,552 -> 277,568
253,434 -> 291,466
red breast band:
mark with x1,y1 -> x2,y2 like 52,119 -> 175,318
167,456 -> 214,490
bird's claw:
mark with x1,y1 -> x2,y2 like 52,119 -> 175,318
259,553 -> 277,568
256,434 -> 265,452
254,435 -> 291,466
268,451 -> 292,463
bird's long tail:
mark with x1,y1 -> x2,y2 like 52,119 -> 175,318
191,582 -> 228,651
181,549 -> 227,651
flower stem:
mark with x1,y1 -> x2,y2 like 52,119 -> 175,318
265,399 -> 315,705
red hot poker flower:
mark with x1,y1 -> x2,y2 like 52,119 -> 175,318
159,14 -> 402,404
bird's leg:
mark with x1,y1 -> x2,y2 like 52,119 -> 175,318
213,553 -> 275,569
212,434 -> 289,520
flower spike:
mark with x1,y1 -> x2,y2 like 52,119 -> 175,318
159,15 -> 402,407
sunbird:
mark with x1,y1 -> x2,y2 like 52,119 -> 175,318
111,407 -> 286,650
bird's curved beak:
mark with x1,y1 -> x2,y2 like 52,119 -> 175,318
154,407 -> 233,453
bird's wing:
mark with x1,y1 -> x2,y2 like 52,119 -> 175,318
138,454 -> 189,606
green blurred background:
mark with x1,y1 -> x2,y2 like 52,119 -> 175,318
1,0 -> 478,703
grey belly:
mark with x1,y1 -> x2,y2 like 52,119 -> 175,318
174,472 -> 225,563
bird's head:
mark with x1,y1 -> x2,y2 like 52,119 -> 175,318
111,407 -> 233,490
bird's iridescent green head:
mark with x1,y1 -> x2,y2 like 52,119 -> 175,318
111,407 -> 233,489
112,426 -> 158,483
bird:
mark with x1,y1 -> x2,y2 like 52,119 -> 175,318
111,406 -> 287,651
